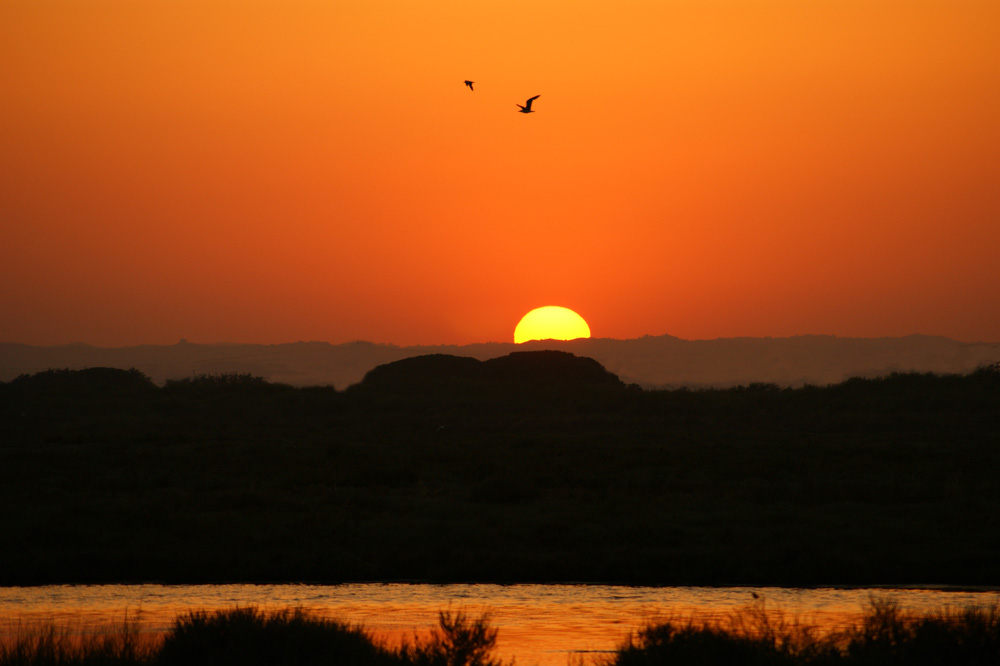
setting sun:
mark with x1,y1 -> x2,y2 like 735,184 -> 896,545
514,306 -> 591,344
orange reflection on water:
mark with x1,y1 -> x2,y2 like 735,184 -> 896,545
2,584 -> 998,666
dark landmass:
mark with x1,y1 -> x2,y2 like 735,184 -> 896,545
360,351 -> 624,390
1,352 -> 999,587
1,333 -> 997,389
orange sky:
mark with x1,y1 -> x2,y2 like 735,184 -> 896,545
2,0 -> 999,346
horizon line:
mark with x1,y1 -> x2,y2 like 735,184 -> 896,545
2,332 -> 997,349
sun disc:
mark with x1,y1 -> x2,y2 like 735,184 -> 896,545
514,306 -> 591,344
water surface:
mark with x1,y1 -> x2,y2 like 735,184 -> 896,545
2,584 -> 997,665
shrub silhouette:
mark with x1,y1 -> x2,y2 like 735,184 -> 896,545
155,607 -> 508,666
840,597 -> 1000,665
609,622 -> 782,666
398,611 -> 509,666
157,606 -> 395,666
602,597 -> 1000,666
163,373 -> 285,391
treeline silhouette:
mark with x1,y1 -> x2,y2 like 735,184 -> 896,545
1,352 -> 998,586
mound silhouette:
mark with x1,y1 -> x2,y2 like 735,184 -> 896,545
356,350 -> 624,392
355,354 -> 483,389
480,350 -> 624,387
6,367 -> 155,395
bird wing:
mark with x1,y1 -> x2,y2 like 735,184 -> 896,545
525,95 -> 540,109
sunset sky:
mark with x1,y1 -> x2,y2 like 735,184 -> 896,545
3,0 -> 999,347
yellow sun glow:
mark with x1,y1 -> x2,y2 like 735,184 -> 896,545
514,306 -> 591,344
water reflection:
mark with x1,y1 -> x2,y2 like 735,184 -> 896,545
2,584 -> 997,666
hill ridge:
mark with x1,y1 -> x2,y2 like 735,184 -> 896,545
1,334 -> 997,390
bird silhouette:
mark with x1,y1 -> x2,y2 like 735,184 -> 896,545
464,80 -> 475,91
517,95 -> 540,113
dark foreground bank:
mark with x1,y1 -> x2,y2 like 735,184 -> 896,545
3,600 -> 1000,666
1,353 -> 998,586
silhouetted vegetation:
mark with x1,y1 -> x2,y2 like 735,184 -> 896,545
397,611 -> 506,666
157,607 -> 398,666
604,596 -> 1000,666
1,355 -> 998,586
0,607 -> 506,666
3,601 -> 999,666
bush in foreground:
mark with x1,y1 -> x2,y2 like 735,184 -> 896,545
603,596 -> 1000,666
157,606 -> 395,666
0,608 -> 507,666
398,611 -> 505,666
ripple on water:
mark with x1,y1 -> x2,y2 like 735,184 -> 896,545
1,584 -> 998,666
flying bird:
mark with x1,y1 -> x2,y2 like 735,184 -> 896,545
517,95 -> 540,113
464,80 -> 475,91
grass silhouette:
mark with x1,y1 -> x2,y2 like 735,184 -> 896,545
0,610 -> 154,666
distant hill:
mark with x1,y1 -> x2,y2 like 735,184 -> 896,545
1,334 -> 997,389
357,350 -> 625,392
